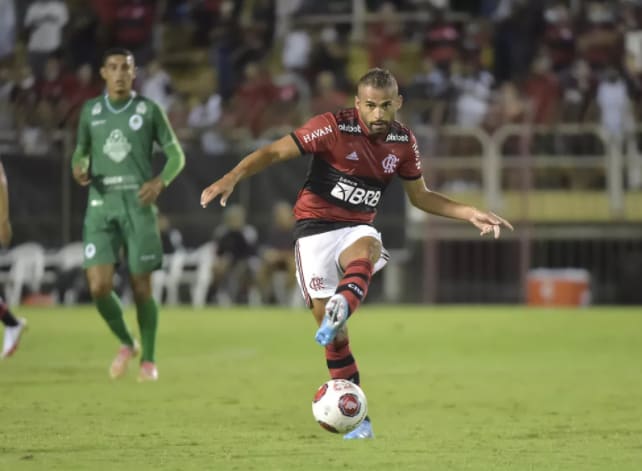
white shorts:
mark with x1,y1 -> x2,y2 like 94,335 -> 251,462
294,225 -> 389,307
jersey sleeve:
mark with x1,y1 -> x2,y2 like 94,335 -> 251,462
152,101 -> 179,148
71,102 -> 91,168
151,101 -> 185,186
290,112 -> 338,155
397,130 -> 423,180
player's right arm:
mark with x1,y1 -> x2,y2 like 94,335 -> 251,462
201,112 -> 337,208
71,102 -> 92,186
200,134 -> 301,208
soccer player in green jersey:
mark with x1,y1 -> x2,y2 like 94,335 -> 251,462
71,48 -> 185,381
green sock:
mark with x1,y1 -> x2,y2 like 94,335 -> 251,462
95,292 -> 135,347
136,298 -> 158,363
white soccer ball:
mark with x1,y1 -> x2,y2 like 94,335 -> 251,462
312,379 -> 368,433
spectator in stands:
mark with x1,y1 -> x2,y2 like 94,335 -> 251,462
523,53 -> 560,126
310,70 -> 349,115
60,63 -> 102,129
307,26 -> 350,91
577,1 -> 622,72
366,2 -> 403,68
558,59 -> 594,123
0,0 -> 16,62
24,0 -> 69,78
596,67 -> 634,139
110,0 -> 158,66
239,0 -> 276,51
210,204 -> 259,305
36,56 -> 67,110
543,2 -> 576,75
66,1 -> 100,69
141,59 -> 175,112
453,60 -> 494,128
281,27 -> 312,77
423,6 -> 460,72
225,61 -> 279,137
257,201 -> 296,305
187,85 -> 226,155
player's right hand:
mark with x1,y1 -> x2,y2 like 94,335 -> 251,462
200,174 -> 237,208
72,164 -> 91,186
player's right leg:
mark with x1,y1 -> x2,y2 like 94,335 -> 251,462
1,296 -> 27,359
86,264 -> 138,378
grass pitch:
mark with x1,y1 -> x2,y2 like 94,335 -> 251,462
1,305 -> 641,470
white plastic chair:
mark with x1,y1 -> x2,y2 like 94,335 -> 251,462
3,243 -> 46,305
185,242 -> 215,308
152,250 -> 187,305
52,242 -> 85,305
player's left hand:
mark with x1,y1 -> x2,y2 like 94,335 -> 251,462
138,177 -> 165,206
0,219 -> 12,248
469,209 -> 513,239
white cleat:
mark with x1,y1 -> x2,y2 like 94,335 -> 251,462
2,318 -> 27,359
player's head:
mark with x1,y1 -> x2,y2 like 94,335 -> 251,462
100,48 -> 136,97
355,68 -> 402,135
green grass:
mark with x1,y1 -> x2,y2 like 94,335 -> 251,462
1,305 -> 641,470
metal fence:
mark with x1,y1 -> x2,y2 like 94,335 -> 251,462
1,124 -> 641,305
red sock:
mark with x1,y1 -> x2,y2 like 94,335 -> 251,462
0,299 -> 18,327
336,258 -> 373,316
325,342 -> 360,385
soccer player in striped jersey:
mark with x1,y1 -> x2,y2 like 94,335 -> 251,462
200,68 -> 512,438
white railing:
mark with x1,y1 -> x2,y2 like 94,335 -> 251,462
413,123 -> 642,217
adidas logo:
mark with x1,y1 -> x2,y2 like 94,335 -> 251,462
345,151 -> 359,161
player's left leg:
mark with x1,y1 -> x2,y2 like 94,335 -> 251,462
311,299 -> 374,439
123,204 -> 163,382
1,297 -> 27,359
130,273 -> 159,382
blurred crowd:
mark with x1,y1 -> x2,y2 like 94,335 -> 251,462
1,0 -> 641,158
2,0 -> 641,305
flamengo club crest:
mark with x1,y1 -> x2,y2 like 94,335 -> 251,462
382,154 -> 399,174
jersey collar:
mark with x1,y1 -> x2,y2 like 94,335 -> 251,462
104,91 -> 137,114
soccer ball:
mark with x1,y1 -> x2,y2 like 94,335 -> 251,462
312,379 -> 368,434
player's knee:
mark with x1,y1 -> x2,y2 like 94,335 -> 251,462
360,238 -> 382,265
88,277 -> 112,299
130,279 -> 152,302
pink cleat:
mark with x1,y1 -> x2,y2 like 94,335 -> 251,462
1,318 -> 27,359
138,361 -> 159,382
109,341 -> 139,379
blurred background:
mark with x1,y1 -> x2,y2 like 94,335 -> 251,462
0,0 -> 641,308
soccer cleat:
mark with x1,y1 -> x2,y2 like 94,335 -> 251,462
109,341 -> 139,379
343,418 -> 374,440
1,318 -> 27,359
138,361 -> 159,382
315,294 -> 349,346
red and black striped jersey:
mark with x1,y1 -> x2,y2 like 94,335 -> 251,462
290,108 -> 422,236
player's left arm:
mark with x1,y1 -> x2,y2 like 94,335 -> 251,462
139,102 -> 186,205
402,177 -> 513,238
398,130 -> 512,238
